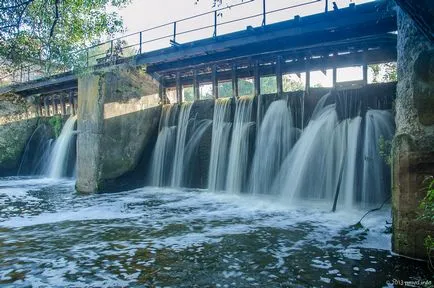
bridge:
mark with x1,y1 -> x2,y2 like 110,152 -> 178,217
1,0 -> 396,105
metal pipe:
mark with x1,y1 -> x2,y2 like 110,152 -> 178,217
213,10 -> 217,37
173,22 -> 177,43
139,31 -> 143,54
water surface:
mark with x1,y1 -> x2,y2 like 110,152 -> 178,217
0,177 -> 430,287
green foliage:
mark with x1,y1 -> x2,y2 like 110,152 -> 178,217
0,0 -> 130,77
48,115 -> 62,138
419,176 -> 434,222
378,135 -> 392,166
369,63 -> 397,83
419,176 -> 434,268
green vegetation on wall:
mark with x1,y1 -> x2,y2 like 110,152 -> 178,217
419,176 -> 434,267
48,115 -> 63,138
378,136 -> 392,166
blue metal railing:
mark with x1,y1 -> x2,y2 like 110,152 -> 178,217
3,0 -> 325,85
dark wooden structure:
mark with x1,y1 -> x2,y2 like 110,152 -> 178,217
0,0 -> 397,101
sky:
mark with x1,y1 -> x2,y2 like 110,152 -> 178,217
117,0 -> 378,85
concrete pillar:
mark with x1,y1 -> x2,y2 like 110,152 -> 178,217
392,9 -> 434,260
76,66 -> 161,193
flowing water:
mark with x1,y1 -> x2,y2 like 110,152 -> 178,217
2,92 -> 430,286
249,100 -> 296,195
171,103 -> 193,188
226,96 -> 254,194
208,98 -> 232,192
0,177 -> 430,287
44,116 -> 77,178
149,105 -> 178,187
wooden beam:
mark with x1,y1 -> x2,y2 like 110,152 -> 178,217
212,65 -> 218,99
276,56 -> 283,97
60,94 -> 66,115
193,69 -> 200,100
232,64 -> 238,98
254,60 -> 260,97
158,77 -> 165,103
52,96 -> 58,115
162,47 -> 396,87
44,97 -> 49,116
363,63 -> 368,85
69,91 -> 75,115
176,72 -> 182,103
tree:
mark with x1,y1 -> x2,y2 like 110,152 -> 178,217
0,0 -> 130,79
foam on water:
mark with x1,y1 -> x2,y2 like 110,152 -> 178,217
0,178 -> 428,287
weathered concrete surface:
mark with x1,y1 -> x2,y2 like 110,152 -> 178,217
0,93 -> 38,176
76,66 -> 161,193
392,9 -> 434,260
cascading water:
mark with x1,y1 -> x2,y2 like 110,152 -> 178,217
17,125 -> 53,176
271,92 -> 393,209
44,115 -> 77,178
249,100 -> 295,195
226,96 -> 254,193
171,102 -> 193,187
183,118 -> 212,186
208,98 -> 232,191
149,105 -> 177,187
361,109 -> 394,206
147,89 -> 394,210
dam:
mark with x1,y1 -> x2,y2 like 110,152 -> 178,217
0,0 -> 433,286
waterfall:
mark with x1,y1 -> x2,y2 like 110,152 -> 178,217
249,100 -> 295,195
208,98 -> 232,191
361,109 -> 394,206
226,96 -> 254,193
272,102 -> 364,209
149,105 -> 177,187
171,102 -> 193,187
17,125 -> 53,176
273,104 -> 339,202
184,118 -> 212,187
45,115 -> 77,178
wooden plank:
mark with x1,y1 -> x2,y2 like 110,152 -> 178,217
193,69 -> 199,100
276,56 -> 283,97
254,60 -> 260,97
333,67 -> 337,88
176,72 -> 182,103
60,94 -> 66,115
212,65 -> 218,99
163,48 -> 396,87
363,64 -> 368,85
232,64 -> 238,98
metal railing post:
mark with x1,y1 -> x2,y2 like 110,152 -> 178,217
173,21 -> 177,43
139,31 -> 143,54
86,49 -> 89,67
262,0 -> 266,26
20,66 -> 23,82
325,0 -> 328,13
213,10 -> 217,37
110,40 -> 114,59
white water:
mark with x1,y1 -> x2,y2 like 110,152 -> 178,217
149,105 -> 177,186
362,109 -> 394,206
171,102 -> 193,187
208,98 -> 232,191
249,100 -> 295,195
45,116 -> 77,178
226,96 -> 254,193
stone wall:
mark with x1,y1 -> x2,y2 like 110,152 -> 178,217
76,66 -> 161,193
392,9 -> 434,259
0,93 -> 38,176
